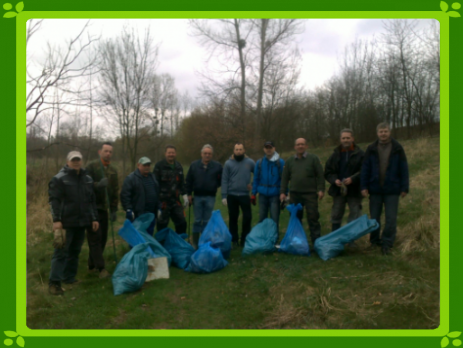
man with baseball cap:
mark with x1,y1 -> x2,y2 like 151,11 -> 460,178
251,141 -> 285,230
120,156 -> 160,235
48,151 -> 99,295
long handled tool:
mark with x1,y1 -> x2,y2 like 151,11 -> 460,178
99,161 -> 118,264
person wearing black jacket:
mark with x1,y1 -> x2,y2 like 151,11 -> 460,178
324,129 -> 364,232
154,145 -> 188,234
48,151 -> 99,295
120,156 -> 160,235
185,144 -> 223,248
361,123 -> 409,255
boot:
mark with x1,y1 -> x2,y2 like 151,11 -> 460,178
99,269 -> 111,279
193,232 -> 200,250
331,223 -> 341,232
48,282 -> 64,296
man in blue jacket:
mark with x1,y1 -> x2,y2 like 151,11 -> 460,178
222,143 -> 255,247
185,144 -> 223,248
361,123 -> 409,255
252,141 -> 285,229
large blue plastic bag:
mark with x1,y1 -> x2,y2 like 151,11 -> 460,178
242,218 -> 278,256
314,214 -> 379,261
118,220 -> 156,257
119,219 -> 172,266
132,213 -> 155,234
155,228 -> 195,269
185,242 -> 228,274
279,204 -> 310,256
199,210 -> 232,259
112,243 -> 151,295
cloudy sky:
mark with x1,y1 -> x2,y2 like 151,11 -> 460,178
27,18 -> 435,104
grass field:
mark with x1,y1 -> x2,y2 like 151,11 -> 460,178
26,137 -> 440,329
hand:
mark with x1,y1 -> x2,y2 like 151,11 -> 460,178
222,198 -> 227,206
110,211 -> 117,222
92,221 -> 99,232
188,195 -> 193,205
126,209 -> 135,222
335,179 -> 343,187
53,221 -> 63,231
250,195 -> 256,206
247,184 -> 252,191
400,192 -> 407,198
53,229 -> 66,249
343,177 -> 352,185
97,177 -> 108,189
361,189 -> 369,198
280,193 -> 286,203
182,194 -> 189,209
318,191 -> 324,200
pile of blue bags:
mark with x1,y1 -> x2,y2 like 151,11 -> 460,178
186,210 -> 231,274
242,218 -> 278,256
314,214 -> 379,261
279,204 -> 310,256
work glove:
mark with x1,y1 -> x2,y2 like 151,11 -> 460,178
96,177 -> 108,189
222,198 -> 227,206
182,194 -> 189,209
110,211 -> 117,222
157,209 -> 162,220
250,195 -> 256,206
53,229 -> 66,249
126,209 -> 134,222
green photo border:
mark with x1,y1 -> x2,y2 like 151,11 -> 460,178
2,0 -> 456,345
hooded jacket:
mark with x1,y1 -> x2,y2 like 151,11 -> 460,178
48,166 -> 98,229
221,155 -> 255,198
360,138 -> 409,195
252,152 -> 285,197
324,144 -> 364,197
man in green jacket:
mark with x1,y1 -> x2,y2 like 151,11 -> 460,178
280,138 -> 325,245
85,142 -> 119,278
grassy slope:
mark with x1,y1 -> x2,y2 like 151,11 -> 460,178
26,137 -> 440,329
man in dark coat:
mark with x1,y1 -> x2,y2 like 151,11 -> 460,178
361,122 -> 409,255
85,142 -> 119,278
48,151 -> 99,295
324,129 -> 364,232
154,145 -> 189,234
120,156 -> 160,235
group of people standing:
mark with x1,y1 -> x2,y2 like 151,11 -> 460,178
46,122 -> 409,295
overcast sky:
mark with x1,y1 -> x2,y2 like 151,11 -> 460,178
27,18 -> 436,103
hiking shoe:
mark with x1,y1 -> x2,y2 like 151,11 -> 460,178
366,243 -> 381,251
347,241 -> 359,249
48,283 -> 64,296
88,268 -> 97,273
99,269 -> 111,279
381,246 -> 391,255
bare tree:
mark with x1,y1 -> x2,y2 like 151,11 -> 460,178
26,20 -> 99,128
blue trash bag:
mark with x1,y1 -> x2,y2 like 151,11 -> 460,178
133,213 -> 156,235
112,243 -> 151,296
155,228 -> 195,269
118,220 -> 155,257
185,242 -> 228,274
314,214 -> 379,261
199,210 -> 232,259
242,218 -> 278,256
279,204 -> 310,256
118,219 -> 172,266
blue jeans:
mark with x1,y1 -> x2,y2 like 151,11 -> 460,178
193,196 -> 216,234
369,194 -> 400,248
49,227 -> 86,285
258,194 -> 280,228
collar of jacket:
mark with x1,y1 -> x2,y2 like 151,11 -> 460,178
134,168 -> 152,179
160,159 -> 181,169
294,151 -> 308,159
335,143 -> 359,154
63,165 -> 87,177
370,138 -> 402,154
